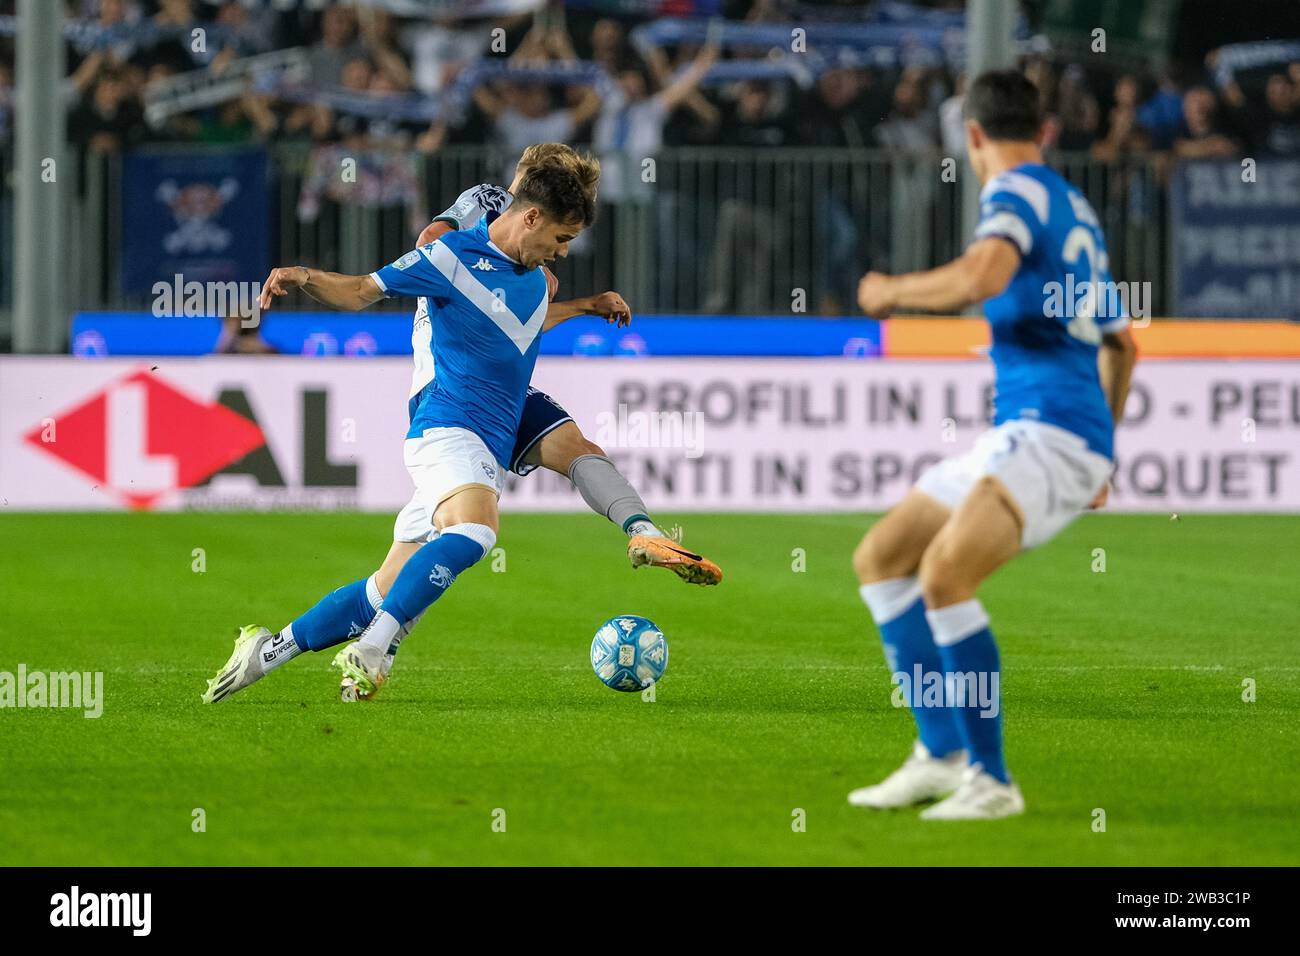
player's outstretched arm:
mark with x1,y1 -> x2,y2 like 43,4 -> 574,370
258,266 -> 384,313
544,291 -> 631,332
857,238 -> 1020,317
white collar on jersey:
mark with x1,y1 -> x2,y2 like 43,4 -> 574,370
485,235 -> 519,264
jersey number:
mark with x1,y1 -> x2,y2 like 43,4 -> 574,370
1061,226 -> 1107,345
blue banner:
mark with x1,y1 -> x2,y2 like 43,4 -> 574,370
71,313 -> 882,359
120,149 -> 270,299
1172,160 -> 1300,319
562,1 -> 723,14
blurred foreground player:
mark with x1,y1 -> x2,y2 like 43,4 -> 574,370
850,70 -> 1139,819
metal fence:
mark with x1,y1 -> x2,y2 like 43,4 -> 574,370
1,144 -> 1172,329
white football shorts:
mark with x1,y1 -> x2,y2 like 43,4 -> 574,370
393,426 -> 506,543
916,419 -> 1113,550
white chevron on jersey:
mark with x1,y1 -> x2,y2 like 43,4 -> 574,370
423,241 -> 547,356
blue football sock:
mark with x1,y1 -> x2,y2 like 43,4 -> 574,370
358,524 -> 495,651
287,574 -> 383,652
382,530 -> 487,623
928,600 -> 1007,783
859,579 -> 964,759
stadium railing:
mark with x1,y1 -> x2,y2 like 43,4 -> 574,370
32,144 -> 1170,321
0,143 -> 10,318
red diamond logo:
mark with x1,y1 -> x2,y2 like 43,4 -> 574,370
24,368 -> 265,509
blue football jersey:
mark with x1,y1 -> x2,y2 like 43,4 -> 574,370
370,218 -> 548,466
973,163 -> 1129,458
401,183 -> 517,403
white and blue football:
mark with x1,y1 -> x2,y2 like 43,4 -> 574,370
590,615 -> 668,692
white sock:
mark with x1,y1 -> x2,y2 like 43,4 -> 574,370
858,577 -> 923,625
387,611 -> 424,656
925,599 -> 990,647
364,574 -> 383,613
363,573 -> 407,655
626,518 -> 663,538
359,574 -> 426,657
359,610 -> 403,652
262,626 -> 302,673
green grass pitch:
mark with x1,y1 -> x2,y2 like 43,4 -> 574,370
1,511 -> 1296,866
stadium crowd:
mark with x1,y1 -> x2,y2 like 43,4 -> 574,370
0,0 -> 1295,164
0,0 -> 1296,316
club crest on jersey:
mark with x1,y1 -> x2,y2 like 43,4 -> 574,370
429,564 -> 457,588
480,460 -> 497,481
471,258 -> 495,271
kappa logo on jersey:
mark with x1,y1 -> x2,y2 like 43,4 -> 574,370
22,369 -> 265,510
471,258 -> 495,271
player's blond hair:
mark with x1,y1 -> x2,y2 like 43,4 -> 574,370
517,143 -> 601,197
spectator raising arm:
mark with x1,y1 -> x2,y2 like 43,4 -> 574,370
69,50 -> 107,97
358,9 -> 413,90
655,40 -> 720,113
567,84 -> 603,130
473,82 -> 507,120
538,19 -> 603,128
644,43 -> 720,126
511,20 -> 552,65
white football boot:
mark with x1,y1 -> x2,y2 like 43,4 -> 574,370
848,742 -> 967,809
920,764 -> 1025,821
332,641 -> 389,702
201,625 -> 276,703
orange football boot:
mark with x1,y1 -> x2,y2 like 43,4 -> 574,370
628,535 -> 723,586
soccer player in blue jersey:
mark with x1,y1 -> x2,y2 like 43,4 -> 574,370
202,151 -> 720,705
849,70 -> 1139,819
204,163 -> 596,703
402,146 -> 721,588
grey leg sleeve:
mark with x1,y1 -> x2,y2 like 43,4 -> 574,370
568,454 -> 651,532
